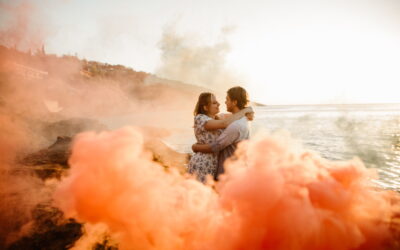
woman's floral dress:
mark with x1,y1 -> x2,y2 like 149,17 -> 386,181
187,114 -> 222,182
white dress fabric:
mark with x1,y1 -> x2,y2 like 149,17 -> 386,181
187,114 -> 222,182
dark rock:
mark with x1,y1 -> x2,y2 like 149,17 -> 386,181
92,237 -> 118,250
42,118 -> 108,142
21,136 -> 72,179
21,117 -> 108,179
6,204 -> 83,250
22,136 -> 72,167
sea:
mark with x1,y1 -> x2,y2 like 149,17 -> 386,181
164,103 -> 400,191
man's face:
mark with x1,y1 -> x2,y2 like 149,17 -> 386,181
225,95 -> 236,112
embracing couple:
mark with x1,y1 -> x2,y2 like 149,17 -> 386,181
188,86 -> 254,182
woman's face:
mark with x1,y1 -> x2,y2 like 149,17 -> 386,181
206,95 -> 220,116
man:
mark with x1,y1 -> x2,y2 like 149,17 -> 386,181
192,86 -> 252,180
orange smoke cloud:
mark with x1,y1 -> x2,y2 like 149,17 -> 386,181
54,127 -> 396,250
0,113 -> 27,164
215,135 -> 392,250
0,113 -> 49,246
54,127 -> 220,249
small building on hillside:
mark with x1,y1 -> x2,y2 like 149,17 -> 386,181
10,62 -> 49,80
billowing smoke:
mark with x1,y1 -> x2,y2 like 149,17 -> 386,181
54,127 -> 396,250
156,25 -> 244,94
0,112 -> 51,246
1,1 -> 399,249
0,5 -> 53,237
0,0 -> 49,52
0,2 -> 197,247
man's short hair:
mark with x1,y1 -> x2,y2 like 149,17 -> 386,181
227,86 -> 249,109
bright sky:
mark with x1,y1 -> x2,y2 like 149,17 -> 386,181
2,0 -> 400,104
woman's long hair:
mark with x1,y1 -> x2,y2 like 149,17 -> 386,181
194,92 -> 213,116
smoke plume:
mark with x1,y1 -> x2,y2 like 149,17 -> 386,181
0,112 -> 51,246
0,2 -> 197,247
0,0 -> 49,52
156,26 -> 243,94
54,127 -> 395,250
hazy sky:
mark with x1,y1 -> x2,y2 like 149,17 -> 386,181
1,0 -> 400,104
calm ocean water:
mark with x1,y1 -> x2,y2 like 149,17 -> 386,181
165,103 -> 400,191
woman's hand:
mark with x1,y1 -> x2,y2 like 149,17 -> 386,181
245,106 -> 254,121
244,106 -> 254,114
192,143 -> 200,152
192,143 -> 213,153
246,112 -> 254,121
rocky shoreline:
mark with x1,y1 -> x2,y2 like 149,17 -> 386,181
2,118 -> 188,250
3,118 -> 400,249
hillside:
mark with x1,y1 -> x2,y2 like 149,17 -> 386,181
0,45 -> 211,117
0,46 -> 195,248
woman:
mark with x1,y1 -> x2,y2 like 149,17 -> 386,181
187,92 -> 252,182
